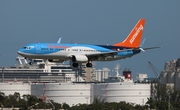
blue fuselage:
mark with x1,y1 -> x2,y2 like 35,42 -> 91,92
18,43 -> 140,61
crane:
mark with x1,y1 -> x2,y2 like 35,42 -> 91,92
148,61 -> 160,83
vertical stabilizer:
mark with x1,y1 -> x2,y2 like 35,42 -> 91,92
113,19 -> 145,48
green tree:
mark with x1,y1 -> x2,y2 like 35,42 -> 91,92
13,92 -> 20,102
147,83 -> 180,109
0,92 -> 5,107
62,103 -> 70,109
92,95 -> 106,104
146,97 -> 156,109
23,94 -> 38,107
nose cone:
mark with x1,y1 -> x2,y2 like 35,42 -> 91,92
17,49 -> 26,57
17,50 -> 23,56
17,44 -> 36,58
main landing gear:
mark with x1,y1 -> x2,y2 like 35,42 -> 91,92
86,62 -> 92,67
72,63 -> 78,68
72,62 -> 93,68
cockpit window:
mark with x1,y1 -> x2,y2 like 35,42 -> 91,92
28,47 -> 31,49
24,46 -> 34,50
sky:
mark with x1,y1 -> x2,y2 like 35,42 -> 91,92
0,0 -> 180,79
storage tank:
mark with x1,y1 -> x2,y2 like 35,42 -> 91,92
92,83 -> 107,102
0,82 -> 31,96
167,72 -> 175,83
92,83 -> 150,105
31,83 -> 91,106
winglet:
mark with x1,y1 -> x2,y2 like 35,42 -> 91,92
113,19 -> 145,48
57,37 -> 62,44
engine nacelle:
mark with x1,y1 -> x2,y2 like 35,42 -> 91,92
72,55 -> 88,63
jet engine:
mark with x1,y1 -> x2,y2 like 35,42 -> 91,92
72,55 -> 88,63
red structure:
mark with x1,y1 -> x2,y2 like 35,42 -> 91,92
123,69 -> 132,80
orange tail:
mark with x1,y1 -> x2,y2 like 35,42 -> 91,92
113,19 -> 145,48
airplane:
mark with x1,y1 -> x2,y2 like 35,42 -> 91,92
17,18 -> 160,68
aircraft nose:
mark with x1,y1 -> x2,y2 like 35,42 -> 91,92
17,51 -> 21,54
17,50 -> 24,56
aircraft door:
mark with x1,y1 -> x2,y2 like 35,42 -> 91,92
36,45 -> 41,53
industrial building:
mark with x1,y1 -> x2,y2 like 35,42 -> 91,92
0,82 -> 151,106
0,56 -> 152,106
159,58 -> 180,89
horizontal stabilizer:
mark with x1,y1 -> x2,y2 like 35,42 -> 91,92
143,46 -> 162,50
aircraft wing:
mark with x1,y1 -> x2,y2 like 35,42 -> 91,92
85,49 -> 132,61
85,46 -> 161,60
87,51 -> 117,57
85,51 -> 118,61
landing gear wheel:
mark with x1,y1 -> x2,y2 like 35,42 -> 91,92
29,62 -> 32,65
86,63 -> 92,67
72,63 -> 78,68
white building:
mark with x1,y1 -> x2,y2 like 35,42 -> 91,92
136,74 -> 148,82
92,68 -> 110,82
